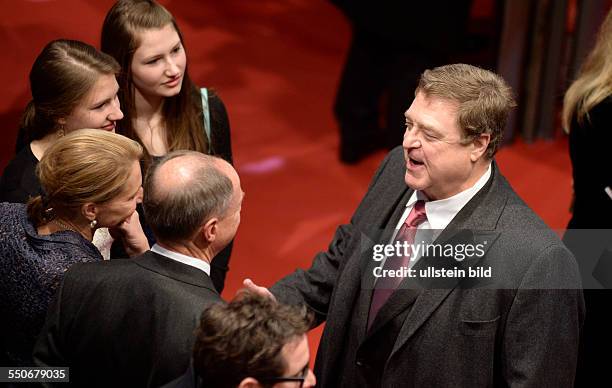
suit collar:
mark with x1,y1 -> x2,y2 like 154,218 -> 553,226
434,161 -> 506,237
151,244 -> 211,276
358,188 -> 413,320
316,163 -> 413,347
134,251 -> 218,293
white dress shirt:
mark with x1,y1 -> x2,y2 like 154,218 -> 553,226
386,163 -> 492,267
151,244 -> 211,276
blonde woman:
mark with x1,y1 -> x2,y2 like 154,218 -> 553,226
563,10 -> 612,230
561,9 -> 612,387
0,129 -> 147,366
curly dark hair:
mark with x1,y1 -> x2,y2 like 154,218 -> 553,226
193,293 -> 312,388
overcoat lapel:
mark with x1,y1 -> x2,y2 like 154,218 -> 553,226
387,162 -> 509,359
315,174 -> 411,378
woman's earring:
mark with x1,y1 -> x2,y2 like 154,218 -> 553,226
57,124 -> 65,138
90,219 -> 98,229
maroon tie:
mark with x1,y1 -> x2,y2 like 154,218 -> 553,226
368,200 -> 427,329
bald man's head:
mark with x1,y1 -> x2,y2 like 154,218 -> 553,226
143,151 -> 237,243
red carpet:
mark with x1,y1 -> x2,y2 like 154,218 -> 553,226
0,0 -> 572,361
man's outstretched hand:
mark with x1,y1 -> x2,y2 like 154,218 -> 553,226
241,278 -> 277,302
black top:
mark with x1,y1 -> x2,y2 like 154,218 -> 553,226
206,90 -> 233,164
198,91 -> 233,293
567,96 -> 612,229
564,96 -> 612,388
0,145 -> 40,203
160,362 -> 201,388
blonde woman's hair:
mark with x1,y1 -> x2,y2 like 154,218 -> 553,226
27,129 -> 143,226
562,9 -> 612,132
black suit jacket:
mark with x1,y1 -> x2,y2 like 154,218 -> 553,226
160,363 -> 200,388
34,251 -> 222,387
271,147 -> 584,387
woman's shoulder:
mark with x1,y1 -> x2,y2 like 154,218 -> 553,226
189,85 -> 232,162
0,203 -> 33,264
2,145 -> 37,175
0,202 -> 27,226
0,203 -> 100,261
586,95 -> 612,123
195,86 -> 225,109
573,95 -> 612,133
25,228 -> 103,268
0,146 -> 41,203
206,91 -> 232,163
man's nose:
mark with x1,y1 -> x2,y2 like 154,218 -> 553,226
402,129 -> 421,149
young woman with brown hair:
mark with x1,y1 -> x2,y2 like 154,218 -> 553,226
101,0 -> 233,292
0,39 -> 124,204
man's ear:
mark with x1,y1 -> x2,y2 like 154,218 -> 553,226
470,133 -> 491,162
237,377 -> 262,388
202,217 -> 219,242
81,202 -> 97,222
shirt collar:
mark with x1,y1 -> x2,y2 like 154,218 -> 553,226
406,163 -> 492,230
150,244 -> 211,276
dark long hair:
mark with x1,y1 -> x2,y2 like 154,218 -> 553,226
22,39 -> 120,142
101,0 -> 209,169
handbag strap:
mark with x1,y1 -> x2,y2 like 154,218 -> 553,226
200,87 -> 211,144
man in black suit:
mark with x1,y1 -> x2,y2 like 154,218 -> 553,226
34,151 -> 245,387
247,64 -> 584,387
